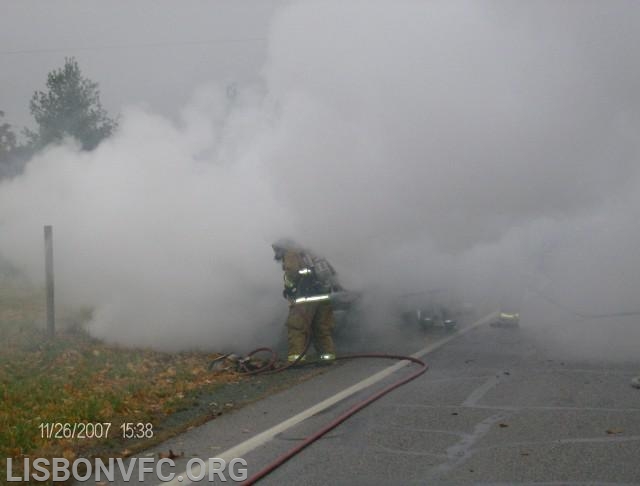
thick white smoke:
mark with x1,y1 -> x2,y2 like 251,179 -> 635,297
1,1 -> 639,356
0,94 -> 293,350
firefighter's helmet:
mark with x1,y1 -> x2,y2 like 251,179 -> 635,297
272,238 -> 300,261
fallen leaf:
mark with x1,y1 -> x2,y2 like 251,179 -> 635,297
158,449 -> 184,459
606,428 -> 623,435
498,423 -> 509,428
62,448 -> 76,461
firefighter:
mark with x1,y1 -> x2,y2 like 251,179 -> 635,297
272,239 -> 338,363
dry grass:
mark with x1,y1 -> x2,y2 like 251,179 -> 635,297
0,283 -> 240,483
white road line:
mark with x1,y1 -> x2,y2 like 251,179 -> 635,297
161,311 -> 499,485
462,375 -> 504,407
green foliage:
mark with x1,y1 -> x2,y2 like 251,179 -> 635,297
0,110 -> 17,158
0,112 -> 30,179
27,57 -> 117,151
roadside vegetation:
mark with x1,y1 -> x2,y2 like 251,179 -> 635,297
1,57 -> 118,180
0,282 -> 240,482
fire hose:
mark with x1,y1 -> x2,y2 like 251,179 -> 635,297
210,332 -> 428,485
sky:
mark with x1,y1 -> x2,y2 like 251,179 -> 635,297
0,0 -> 281,131
0,0 -> 639,359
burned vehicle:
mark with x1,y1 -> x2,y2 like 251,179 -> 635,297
490,310 -> 520,328
332,287 -> 471,338
396,289 -> 463,332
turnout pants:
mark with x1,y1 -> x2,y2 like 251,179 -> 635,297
286,300 -> 335,357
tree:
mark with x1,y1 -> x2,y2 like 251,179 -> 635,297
0,110 -> 17,158
0,111 -> 30,179
27,57 -> 117,151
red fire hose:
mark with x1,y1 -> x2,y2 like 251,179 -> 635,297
233,341 -> 428,485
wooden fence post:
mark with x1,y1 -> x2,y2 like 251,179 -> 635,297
44,225 -> 55,337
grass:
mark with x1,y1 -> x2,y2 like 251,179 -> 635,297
0,282 -> 241,483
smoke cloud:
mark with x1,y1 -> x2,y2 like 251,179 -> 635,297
1,1 -> 639,357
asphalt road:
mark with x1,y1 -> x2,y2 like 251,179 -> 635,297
82,312 -> 640,485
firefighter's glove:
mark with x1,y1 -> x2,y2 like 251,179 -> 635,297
283,287 -> 297,302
